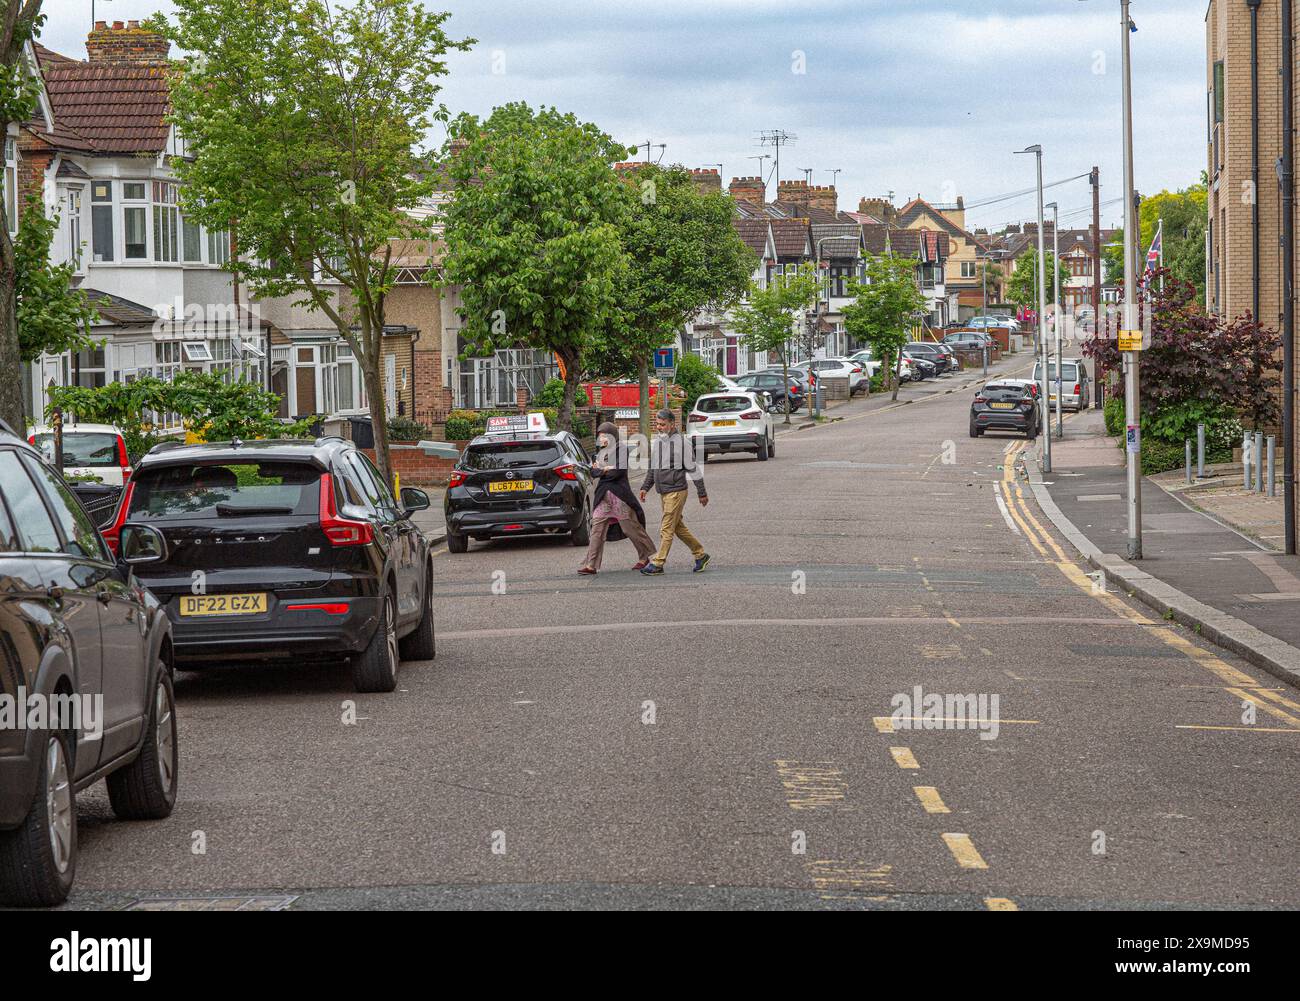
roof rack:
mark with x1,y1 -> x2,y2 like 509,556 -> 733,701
146,440 -> 188,455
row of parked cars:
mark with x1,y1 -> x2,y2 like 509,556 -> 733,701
1,422 -> 440,906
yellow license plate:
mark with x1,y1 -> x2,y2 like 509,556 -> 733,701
488,479 -> 534,493
179,593 -> 267,617
713,419 -> 738,427
989,402 -> 1015,410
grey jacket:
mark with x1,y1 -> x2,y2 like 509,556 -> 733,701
640,430 -> 706,498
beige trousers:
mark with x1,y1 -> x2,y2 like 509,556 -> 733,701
652,489 -> 705,566
582,514 -> 656,571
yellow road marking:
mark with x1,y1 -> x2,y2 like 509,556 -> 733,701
873,716 -> 895,733
985,897 -> 1019,911
1225,687 -> 1300,728
1176,725 -> 1300,733
914,786 -> 951,814
889,747 -> 920,769
775,760 -> 850,811
942,833 -> 989,870
1248,686 -> 1300,714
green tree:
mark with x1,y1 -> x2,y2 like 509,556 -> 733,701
842,253 -> 927,402
153,0 -> 472,488
15,194 -> 98,364
732,264 -> 820,423
441,103 -> 631,431
0,0 -> 48,429
604,165 -> 755,438
1005,248 -> 1071,312
673,351 -> 722,412
1102,178 -> 1208,304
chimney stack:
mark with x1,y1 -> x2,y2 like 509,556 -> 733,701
86,20 -> 170,66
728,176 -> 766,206
690,168 -> 722,194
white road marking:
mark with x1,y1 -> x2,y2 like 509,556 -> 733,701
994,485 -> 1021,536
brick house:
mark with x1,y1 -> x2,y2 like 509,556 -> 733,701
18,23 -> 268,422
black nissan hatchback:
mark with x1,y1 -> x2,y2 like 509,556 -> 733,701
106,437 -> 436,692
443,428 -> 594,553
970,382 -> 1040,439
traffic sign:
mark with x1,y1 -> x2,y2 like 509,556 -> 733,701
1118,329 -> 1142,352
653,348 -> 677,370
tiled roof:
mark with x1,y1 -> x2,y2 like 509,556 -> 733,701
35,46 -> 171,155
861,226 -> 948,262
896,198 -> 977,245
82,288 -> 159,326
811,222 -> 861,259
769,217 -> 810,257
732,218 -> 770,256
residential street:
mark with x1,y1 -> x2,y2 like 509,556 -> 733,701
60,374 -> 1299,911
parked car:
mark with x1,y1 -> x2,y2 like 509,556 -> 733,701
688,391 -> 775,461
909,356 -> 937,380
0,421 -> 176,907
789,359 -> 864,394
736,371 -> 804,412
1032,358 -> 1091,412
970,381 -> 1039,439
445,421 -> 593,556
28,423 -> 132,487
903,342 -> 952,375
966,315 -> 1021,333
943,330 -> 994,350
107,436 -> 436,692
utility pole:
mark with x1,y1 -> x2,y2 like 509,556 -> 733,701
1092,166 -> 1103,408
1284,0 -> 1297,555
1120,0 -> 1142,560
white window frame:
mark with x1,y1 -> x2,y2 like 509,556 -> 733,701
4,138 -> 17,236
152,180 -> 180,263
122,181 -> 149,260
182,341 -> 213,363
90,179 -> 114,263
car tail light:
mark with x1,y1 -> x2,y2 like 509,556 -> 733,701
852,365 -> 862,374
974,396 -> 987,404
554,464 -> 580,481
448,470 -> 467,488
102,481 -> 136,555
284,603 -> 349,615
319,473 -> 374,546
790,385 -> 799,394
740,409 -> 761,420
117,437 -> 132,481
688,413 -> 707,423
1074,383 -> 1081,395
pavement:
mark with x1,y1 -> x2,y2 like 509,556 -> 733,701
1029,408 -> 1300,690
49,353 -> 1299,912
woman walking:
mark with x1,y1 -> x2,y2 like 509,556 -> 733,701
579,423 -> 656,574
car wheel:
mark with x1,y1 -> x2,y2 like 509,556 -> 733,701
571,503 -> 591,546
768,434 -> 776,458
445,530 -> 468,554
969,421 -> 982,438
0,730 -> 76,907
352,591 -> 399,693
106,666 -> 178,821
398,563 -> 437,661
756,435 -> 769,461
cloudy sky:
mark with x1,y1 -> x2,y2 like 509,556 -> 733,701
48,0 -> 1206,231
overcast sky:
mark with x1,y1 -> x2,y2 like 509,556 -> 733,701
48,0 -> 1206,231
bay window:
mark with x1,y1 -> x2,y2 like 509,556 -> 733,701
152,180 -> 179,262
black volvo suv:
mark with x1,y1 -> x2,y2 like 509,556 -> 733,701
0,422 -> 176,907
105,437 -> 437,693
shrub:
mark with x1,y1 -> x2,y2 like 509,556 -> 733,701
1103,395 -> 1125,437
674,352 -> 722,410
386,414 -> 430,441
1140,437 -> 1188,476
535,378 -> 589,410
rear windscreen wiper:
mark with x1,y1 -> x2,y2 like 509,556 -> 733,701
215,503 -> 295,516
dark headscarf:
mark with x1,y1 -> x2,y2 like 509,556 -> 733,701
592,422 -> 645,538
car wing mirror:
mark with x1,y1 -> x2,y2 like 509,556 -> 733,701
118,523 -> 168,566
399,487 -> 431,515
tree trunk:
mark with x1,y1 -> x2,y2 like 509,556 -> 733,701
890,349 -> 901,402
780,352 -> 792,424
638,356 -> 651,442
363,359 -> 394,493
557,347 -> 582,431
0,225 -> 22,431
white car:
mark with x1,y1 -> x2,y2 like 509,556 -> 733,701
1032,358 -> 1091,412
687,391 -> 776,461
968,315 -> 1021,333
790,359 -> 864,395
27,422 -> 132,486
714,375 -> 746,392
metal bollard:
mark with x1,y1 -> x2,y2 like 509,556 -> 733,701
1196,423 -> 1206,479
1255,431 -> 1265,493
1185,440 -> 1193,484
1244,432 -> 1253,489
1268,435 -> 1277,497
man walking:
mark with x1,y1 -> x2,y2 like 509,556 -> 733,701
639,408 -> 709,575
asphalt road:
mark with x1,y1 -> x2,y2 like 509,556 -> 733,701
61,372 -> 1300,911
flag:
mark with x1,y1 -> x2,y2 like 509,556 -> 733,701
1144,222 -> 1162,276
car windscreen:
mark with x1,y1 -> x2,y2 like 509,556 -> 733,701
463,442 -> 562,470
128,461 -> 321,519
32,432 -> 119,468
697,396 -> 754,414
982,384 -> 1028,398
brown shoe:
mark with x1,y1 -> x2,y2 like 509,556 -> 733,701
578,566 -> 598,575
632,560 -> 649,570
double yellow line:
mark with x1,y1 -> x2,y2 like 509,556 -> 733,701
998,442 -> 1300,729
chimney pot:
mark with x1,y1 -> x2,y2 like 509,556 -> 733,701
127,20 -> 140,29
94,20 -> 107,30
113,21 -> 124,29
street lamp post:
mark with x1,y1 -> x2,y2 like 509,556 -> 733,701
1047,201 -> 1063,438
1120,0 -> 1142,559
1016,144 -> 1050,472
